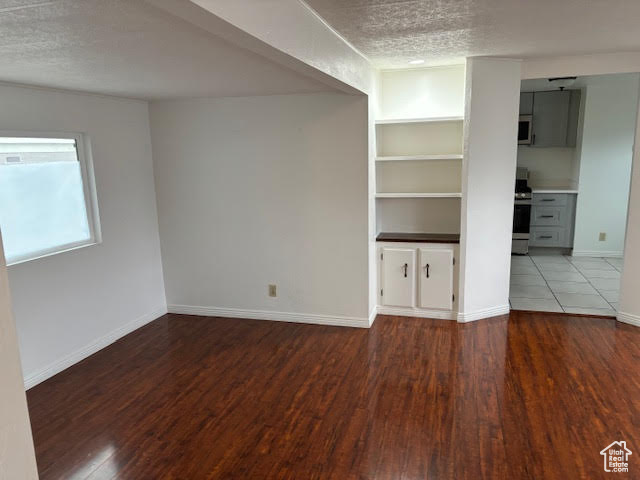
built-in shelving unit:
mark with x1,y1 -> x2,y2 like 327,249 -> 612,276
375,113 -> 464,230
375,115 -> 464,233
374,65 -> 466,318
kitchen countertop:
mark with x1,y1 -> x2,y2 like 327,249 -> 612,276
531,187 -> 579,194
376,232 -> 460,244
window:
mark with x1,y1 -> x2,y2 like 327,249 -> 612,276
0,133 -> 100,265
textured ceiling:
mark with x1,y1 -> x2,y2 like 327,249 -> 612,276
0,0 -> 330,99
304,0 -> 640,69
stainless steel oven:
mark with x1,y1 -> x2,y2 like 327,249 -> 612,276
513,169 -> 532,254
512,195 -> 532,254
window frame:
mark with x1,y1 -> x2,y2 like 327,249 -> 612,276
0,131 -> 102,266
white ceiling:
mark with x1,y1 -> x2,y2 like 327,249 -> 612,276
304,0 -> 640,69
0,0 -> 331,99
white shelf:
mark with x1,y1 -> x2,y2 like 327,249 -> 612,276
375,116 -> 464,125
375,193 -> 463,199
375,154 -> 463,162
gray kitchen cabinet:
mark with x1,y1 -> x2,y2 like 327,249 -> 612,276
519,92 -> 533,115
532,91 -> 570,147
530,90 -> 581,148
529,193 -> 577,248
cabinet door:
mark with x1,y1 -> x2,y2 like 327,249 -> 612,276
519,92 -> 533,115
381,248 -> 415,307
532,90 -> 570,147
418,248 -> 453,311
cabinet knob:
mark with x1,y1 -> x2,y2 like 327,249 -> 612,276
424,264 -> 430,278
403,263 -> 408,277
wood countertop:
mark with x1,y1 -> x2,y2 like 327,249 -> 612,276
376,232 -> 460,243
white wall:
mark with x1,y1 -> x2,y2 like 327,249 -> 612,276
459,58 -> 521,322
571,88 -> 588,186
573,74 -> 639,256
619,91 -> 640,326
150,93 -> 369,326
368,71 -> 381,323
167,0 -> 377,321
517,147 -> 578,188
376,198 -> 461,234
0,232 -> 38,478
0,84 -> 167,387
379,65 -> 465,120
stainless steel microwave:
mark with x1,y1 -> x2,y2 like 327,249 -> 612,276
518,115 -> 533,145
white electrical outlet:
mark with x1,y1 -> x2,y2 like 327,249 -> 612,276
268,284 -> 277,297
599,232 -> 607,242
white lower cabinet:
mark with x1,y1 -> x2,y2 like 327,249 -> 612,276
381,248 -> 416,307
418,248 -> 453,310
378,242 -> 457,318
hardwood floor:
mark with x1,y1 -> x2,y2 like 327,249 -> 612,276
27,312 -> 640,479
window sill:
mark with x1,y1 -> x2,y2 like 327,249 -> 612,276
6,240 -> 101,267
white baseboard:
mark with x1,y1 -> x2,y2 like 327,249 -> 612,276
571,250 -> 624,258
368,307 -> 377,327
168,304 -> 370,329
375,306 -> 455,320
457,304 -> 510,323
23,306 -> 167,390
617,311 -> 640,327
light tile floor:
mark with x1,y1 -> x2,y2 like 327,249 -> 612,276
510,253 -> 622,316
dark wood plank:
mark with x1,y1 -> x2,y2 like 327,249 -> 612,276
27,312 -> 640,479
376,232 -> 461,243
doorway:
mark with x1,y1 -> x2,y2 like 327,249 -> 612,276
509,73 -> 639,315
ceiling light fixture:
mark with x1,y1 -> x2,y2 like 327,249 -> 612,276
548,76 -> 577,91
408,59 -> 425,65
